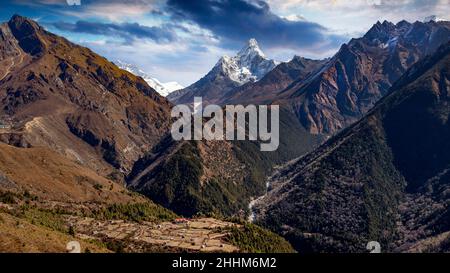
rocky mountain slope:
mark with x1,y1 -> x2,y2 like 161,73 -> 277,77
0,15 -> 172,175
252,42 -> 450,253
129,40 -> 328,218
168,39 -> 278,104
127,106 -> 322,217
0,117 -> 293,253
219,55 -> 327,105
0,142 -> 143,203
115,60 -> 183,97
0,15 -> 295,254
129,20 -> 450,220
273,20 -> 450,135
161,20 -> 450,213
212,20 -> 450,138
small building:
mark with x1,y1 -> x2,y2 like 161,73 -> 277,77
173,218 -> 190,224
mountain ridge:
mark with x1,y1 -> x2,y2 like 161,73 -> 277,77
0,15 -> 172,174
167,38 -> 278,104
278,19 -> 450,135
115,60 -> 183,97
216,20 -> 450,137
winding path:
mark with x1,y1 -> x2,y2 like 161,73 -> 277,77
0,35 -> 25,82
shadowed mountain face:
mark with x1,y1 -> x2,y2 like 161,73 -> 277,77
0,15 -> 172,174
252,42 -> 450,253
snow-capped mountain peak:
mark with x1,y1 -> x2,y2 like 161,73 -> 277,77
214,38 -> 278,85
115,60 -> 183,97
237,38 -> 266,59
167,39 -> 279,104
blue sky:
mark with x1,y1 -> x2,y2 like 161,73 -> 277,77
1,0 -> 449,86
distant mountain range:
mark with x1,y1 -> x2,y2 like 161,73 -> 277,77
220,20 -> 450,136
115,60 -> 183,97
170,20 -> 450,139
167,38 -> 278,104
424,15 -> 446,22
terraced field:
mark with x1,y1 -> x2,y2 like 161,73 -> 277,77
68,216 -> 240,252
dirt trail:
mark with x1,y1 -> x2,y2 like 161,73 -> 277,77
0,30 -> 25,81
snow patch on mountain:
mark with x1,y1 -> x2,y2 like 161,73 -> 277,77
215,38 -> 278,85
115,60 -> 183,97
424,15 -> 446,22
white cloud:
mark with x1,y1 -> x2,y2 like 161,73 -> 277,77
269,0 -> 450,35
82,37 -> 232,86
60,3 -> 154,22
282,14 -> 307,22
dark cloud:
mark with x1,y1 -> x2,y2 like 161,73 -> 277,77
52,20 -> 176,43
166,0 -> 345,51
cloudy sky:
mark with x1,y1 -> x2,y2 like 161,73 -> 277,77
1,0 -> 449,85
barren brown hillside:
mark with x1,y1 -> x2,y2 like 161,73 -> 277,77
0,142 -> 143,203
0,15 -> 172,175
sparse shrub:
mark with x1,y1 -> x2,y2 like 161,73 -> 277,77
0,191 -> 18,204
22,208 -> 66,233
92,202 -> 177,223
105,240 -> 125,253
68,225 -> 76,236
